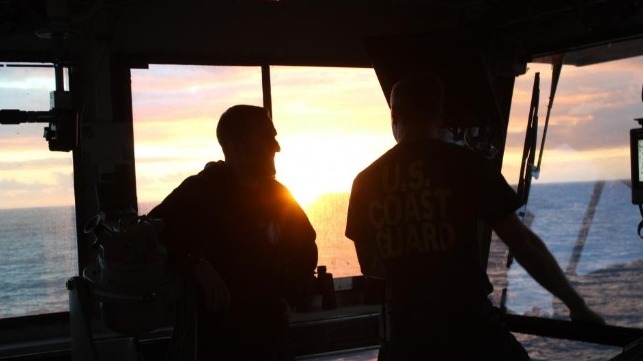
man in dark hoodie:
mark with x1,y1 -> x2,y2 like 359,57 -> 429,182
149,105 -> 318,360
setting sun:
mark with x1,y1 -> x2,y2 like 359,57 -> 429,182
276,133 -> 394,207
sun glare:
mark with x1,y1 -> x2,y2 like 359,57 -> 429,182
276,133 -> 394,207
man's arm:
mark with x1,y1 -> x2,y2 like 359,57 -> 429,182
494,213 -> 605,324
192,256 -> 230,314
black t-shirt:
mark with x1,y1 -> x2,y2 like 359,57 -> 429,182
346,139 -> 522,313
149,161 -> 318,321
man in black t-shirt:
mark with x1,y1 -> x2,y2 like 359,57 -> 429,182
345,74 -> 604,360
150,105 -> 318,360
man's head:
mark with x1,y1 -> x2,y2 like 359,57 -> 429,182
390,72 -> 444,142
217,105 -> 281,183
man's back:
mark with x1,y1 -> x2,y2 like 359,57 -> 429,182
347,139 -> 521,310
346,138 -> 530,360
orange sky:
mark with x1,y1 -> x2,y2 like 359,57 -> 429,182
1,58 -> 643,209
131,66 -> 395,208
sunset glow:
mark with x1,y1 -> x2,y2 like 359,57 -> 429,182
276,133 -> 394,206
131,65 -> 395,208
1,58 -> 643,209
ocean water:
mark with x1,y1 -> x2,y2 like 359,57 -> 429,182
1,180 -> 642,359
0,206 -> 77,318
489,180 -> 643,324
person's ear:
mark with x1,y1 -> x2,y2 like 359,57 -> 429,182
391,108 -> 401,142
225,140 -> 243,159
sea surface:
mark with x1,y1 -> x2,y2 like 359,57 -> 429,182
1,180 -> 642,360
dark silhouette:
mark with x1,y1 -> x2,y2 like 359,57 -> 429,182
345,73 -> 604,360
149,105 -> 318,360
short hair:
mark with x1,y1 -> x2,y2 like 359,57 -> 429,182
390,72 -> 444,126
216,105 -> 272,149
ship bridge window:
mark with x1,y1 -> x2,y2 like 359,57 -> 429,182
0,63 -> 76,319
491,55 -> 643,359
131,65 -> 393,279
132,65 -> 263,211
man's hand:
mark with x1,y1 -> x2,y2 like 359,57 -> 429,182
193,259 -> 231,314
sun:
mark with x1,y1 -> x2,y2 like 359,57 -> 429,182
276,146 -> 354,207
275,133 -> 394,208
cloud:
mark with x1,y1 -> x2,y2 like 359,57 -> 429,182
0,171 -> 73,209
0,88 -> 52,111
0,157 -> 71,170
0,66 -> 57,111
131,65 -> 391,137
4,58 -> 643,208
507,56 -> 643,154
131,65 -> 264,124
132,65 -> 260,91
0,126 -> 50,152
270,67 -> 390,135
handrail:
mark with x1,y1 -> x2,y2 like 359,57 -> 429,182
504,314 -> 643,348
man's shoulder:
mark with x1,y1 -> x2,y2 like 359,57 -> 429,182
163,161 -> 230,198
354,140 -> 459,172
189,161 -> 231,184
269,179 -> 300,204
198,160 -> 227,176
355,146 -> 397,178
